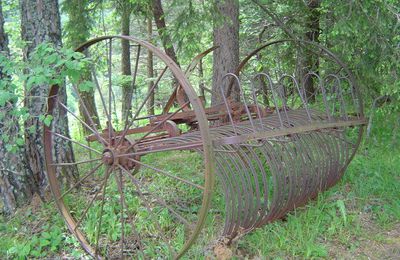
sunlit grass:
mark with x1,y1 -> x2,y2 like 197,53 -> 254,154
1,111 -> 399,259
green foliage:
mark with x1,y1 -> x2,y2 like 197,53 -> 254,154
0,42 -> 91,152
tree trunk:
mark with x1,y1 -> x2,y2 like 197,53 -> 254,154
302,0 -> 320,102
0,0 -> 35,215
20,0 -> 78,196
211,0 -> 240,105
147,17 -> 155,115
152,0 -> 188,111
152,0 -> 179,66
120,6 -> 133,121
64,0 -> 100,134
198,59 -> 206,105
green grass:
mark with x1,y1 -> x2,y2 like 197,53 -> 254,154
0,110 -> 399,259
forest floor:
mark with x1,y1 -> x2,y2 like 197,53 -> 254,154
1,111 -> 399,259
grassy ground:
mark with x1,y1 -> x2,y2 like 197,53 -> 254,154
1,111 -> 399,259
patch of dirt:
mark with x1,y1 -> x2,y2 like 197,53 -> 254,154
214,243 -> 233,260
328,212 -> 400,259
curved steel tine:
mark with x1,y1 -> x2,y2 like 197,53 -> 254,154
249,80 -> 264,130
277,74 -> 292,124
253,73 -> 284,128
219,73 -> 239,135
280,74 -> 313,122
340,75 -> 359,118
325,74 -> 348,120
301,72 -> 327,121
224,73 -> 255,131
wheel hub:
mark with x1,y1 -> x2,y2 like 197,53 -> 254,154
102,149 -> 115,166
102,141 -> 139,171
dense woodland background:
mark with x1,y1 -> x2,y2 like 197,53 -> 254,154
0,0 -> 399,258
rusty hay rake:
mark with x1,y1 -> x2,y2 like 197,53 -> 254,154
44,36 -> 366,259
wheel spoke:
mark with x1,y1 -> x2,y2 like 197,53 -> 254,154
50,157 -> 101,166
49,131 -> 102,155
121,165 -> 193,229
116,66 -> 168,148
107,39 -> 114,144
118,165 -> 175,257
127,158 -> 204,190
73,173 -> 108,232
125,101 -> 190,151
58,162 -> 103,200
114,171 -> 125,256
115,141 -> 203,158
114,171 -> 145,256
58,100 -> 108,145
95,167 -> 112,257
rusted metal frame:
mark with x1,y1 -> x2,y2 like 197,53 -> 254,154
222,146 -> 249,237
245,143 -> 272,230
211,130 -> 247,237
151,100 -> 244,124
258,136 -> 285,224
284,114 -> 327,200
49,35 -> 215,259
231,142 -> 259,232
114,66 -> 168,148
284,134 -> 309,215
232,124 -> 268,230
296,114 -> 340,193
234,39 -> 364,118
214,119 -> 366,146
266,137 -> 292,221
216,127 -> 262,236
257,141 -> 283,225
87,122 -> 166,142
279,136 -> 300,218
162,46 -> 218,115
214,156 -> 236,235
235,130 -> 269,231
218,74 -> 241,135
246,131 -> 274,229
125,101 -> 190,150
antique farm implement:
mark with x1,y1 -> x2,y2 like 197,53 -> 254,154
44,35 -> 366,258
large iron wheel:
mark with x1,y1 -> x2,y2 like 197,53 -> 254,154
44,36 -> 215,259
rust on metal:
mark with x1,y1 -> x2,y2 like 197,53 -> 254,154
44,35 -> 365,259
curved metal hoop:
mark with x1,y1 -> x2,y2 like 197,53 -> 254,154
44,35 -> 215,259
